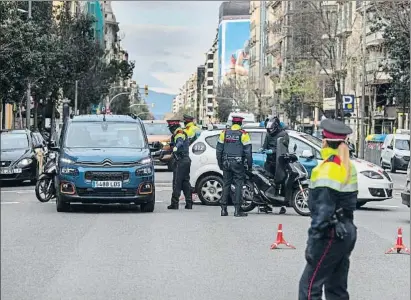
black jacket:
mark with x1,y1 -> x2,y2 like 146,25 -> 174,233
262,129 -> 289,162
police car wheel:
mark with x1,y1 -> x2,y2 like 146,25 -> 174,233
197,175 -> 223,206
291,188 -> 310,216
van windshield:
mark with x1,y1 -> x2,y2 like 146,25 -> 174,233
395,139 -> 410,151
64,122 -> 146,149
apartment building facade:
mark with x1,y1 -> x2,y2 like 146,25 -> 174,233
335,0 -> 397,136
102,1 -> 120,63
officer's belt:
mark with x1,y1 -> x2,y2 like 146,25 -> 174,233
224,155 -> 242,162
338,209 -> 353,221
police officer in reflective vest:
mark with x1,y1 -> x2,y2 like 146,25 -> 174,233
183,114 -> 201,145
216,116 -> 252,217
298,119 -> 358,300
166,120 -> 193,210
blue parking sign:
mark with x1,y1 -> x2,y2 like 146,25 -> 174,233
342,95 -> 355,113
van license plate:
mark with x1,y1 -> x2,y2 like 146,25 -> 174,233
92,181 -> 122,188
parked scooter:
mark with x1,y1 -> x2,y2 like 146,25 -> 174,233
235,137 -> 311,216
35,142 -> 58,202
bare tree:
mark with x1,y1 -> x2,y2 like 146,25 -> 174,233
294,1 -> 361,120
215,75 -> 255,122
281,60 -> 322,127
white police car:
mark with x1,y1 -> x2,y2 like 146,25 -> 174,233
189,128 -> 393,208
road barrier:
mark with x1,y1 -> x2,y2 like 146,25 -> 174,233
270,224 -> 296,250
385,227 -> 410,255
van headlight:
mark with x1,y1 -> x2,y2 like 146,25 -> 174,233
139,157 -> 152,165
60,157 -> 74,164
136,166 -> 153,176
61,167 -> 79,176
17,158 -> 32,167
360,170 -> 383,179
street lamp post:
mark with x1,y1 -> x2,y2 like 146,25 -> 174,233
25,0 -> 32,129
359,1 -> 367,159
409,0 -> 411,185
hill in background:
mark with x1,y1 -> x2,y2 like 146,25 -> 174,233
143,90 -> 175,120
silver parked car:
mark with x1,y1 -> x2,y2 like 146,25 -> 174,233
401,162 -> 410,208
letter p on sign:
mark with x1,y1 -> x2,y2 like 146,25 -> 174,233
342,95 -> 355,113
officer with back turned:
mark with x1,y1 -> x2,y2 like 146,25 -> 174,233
298,118 -> 358,300
216,116 -> 252,217
183,114 -> 201,145
166,120 -> 193,210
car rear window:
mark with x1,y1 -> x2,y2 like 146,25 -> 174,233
395,139 -> 410,151
205,135 -> 219,149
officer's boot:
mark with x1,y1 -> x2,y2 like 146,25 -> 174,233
185,195 -> 193,210
167,196 -> 179,210
279,206 -> 286,214
220,205 -> 228,216
167,203 -> 179,209
234,205 -> 247,217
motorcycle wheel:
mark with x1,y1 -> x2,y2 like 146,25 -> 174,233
291,187 -> 310,216
35,177 -> 53,202
240,180 -> 257,212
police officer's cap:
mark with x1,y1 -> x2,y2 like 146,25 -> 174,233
183,114 -> 194,121
166,120 -> 181,128
232,116 -> 244,123
320,119 -> 352,140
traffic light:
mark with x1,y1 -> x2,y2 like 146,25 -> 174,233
144,85 -> 149,96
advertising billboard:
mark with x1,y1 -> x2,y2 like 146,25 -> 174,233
218,19 -> 250,84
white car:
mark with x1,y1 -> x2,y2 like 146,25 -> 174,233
189,129 -> 393,207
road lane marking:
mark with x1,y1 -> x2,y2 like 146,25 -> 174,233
1,201 -> 20,204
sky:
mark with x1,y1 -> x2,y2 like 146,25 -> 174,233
112,1 -> 223,95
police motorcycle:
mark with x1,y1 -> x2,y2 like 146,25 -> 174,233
235,137 -> 311,216
35,141 -> 58,202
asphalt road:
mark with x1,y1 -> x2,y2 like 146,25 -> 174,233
1,170 -> 410,300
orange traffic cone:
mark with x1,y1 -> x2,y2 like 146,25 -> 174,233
385,227 -> 410,254
270,224 -> 296,250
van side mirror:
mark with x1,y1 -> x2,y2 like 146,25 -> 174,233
387,145 -> 393,150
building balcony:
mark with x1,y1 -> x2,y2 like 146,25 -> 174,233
249,36 -> 257,46
265,42 -> 281,54
207,102 -> 214,107
336,23 -> 352,37
266,0 -> 281,9
366,59 -> 391,84
365,31 -> 383,47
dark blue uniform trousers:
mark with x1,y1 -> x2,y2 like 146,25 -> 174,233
298,223 -> 357,300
